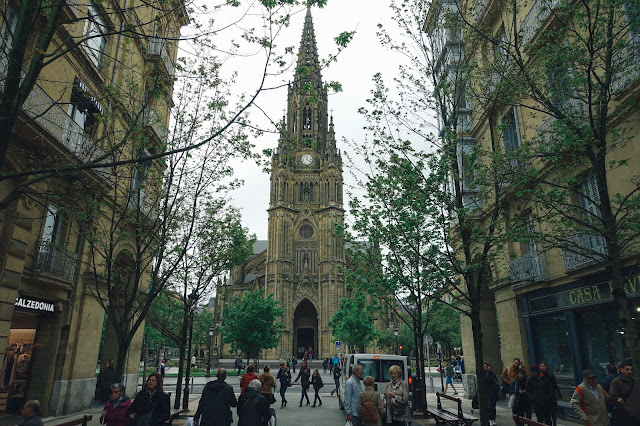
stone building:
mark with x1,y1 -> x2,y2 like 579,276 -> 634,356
0,0 -> 186,416
426,0 -> 640,420
219,8 -> 355,360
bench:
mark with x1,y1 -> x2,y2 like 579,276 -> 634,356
425,393 -> 478,425
53,415 -> 93,426
512,415 -> 546,426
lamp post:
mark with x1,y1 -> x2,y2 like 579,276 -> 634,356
205,327 -> 214,377
394,328 -> 399,355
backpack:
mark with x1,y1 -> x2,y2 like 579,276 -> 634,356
361,392 -> 379,424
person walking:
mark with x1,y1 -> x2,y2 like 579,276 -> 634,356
237,379 -> 271,426
19,401 -> 43,426
570,369 -> 610,426
384,365 -> 410,426
358,376 -> 384,426
129,372 -> 170,426
610,360 -> 640,424
100,383 -> 132,426
276,362 -> 292,408
443,360 -> 458,395
101,360 -> 116,403
235,355 -> 243,376
240,364 -> 258,395
345,364 -> 364,426
539,362 -> 561,426
193,368 -> 237,426
502,358 -> 529,393
292,357 -> 297,374
600,364 -> 619,393
294,359 -> 311,406
526,364 -> 555,425
510,369 -> 532,426
258,364 -> 276,406
331,361 -> 341,397
322,358 -> 329,374
311,368 -> 324,407
483,363 -> 499,426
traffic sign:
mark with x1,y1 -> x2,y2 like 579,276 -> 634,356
335,341 -> 341,348
424,334 -> 433,346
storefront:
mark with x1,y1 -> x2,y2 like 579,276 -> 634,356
0,295 -> 59,414
520,271 -> 640,420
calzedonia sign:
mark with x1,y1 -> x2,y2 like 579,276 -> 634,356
15,296 -> 56,313
528,275 -> 640,314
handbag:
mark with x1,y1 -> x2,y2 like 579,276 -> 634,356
344,421 -> 353,426
508,393 -> 516,409
501,381 -> 510,393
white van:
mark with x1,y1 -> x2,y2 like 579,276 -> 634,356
338,354 -> 413,412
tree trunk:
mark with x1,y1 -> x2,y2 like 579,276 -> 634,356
173,310 -> 189,409
114,341 -> 129,385
471,305 -> 489,426
182,315 -> 194,411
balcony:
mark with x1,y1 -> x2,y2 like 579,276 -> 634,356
32,241 -> 78,282
147,37 -> 175,78
563,233 -> 607,272
510,250 -> 548,288
143,105 -> 169,143
521,0 -> 561,46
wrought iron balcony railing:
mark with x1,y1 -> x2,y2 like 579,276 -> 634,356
509,250 -> 548,288
32,241 -> 78,282
563,233 -> 607,272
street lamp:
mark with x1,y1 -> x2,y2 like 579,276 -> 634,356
205,326 -> 214,377
394,328 -> 399,355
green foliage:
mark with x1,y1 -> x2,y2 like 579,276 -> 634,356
220,290 -> 284,356
426,303 -> 461,354
329,292 -> 378,350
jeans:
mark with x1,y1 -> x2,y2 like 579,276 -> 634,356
350,416 -> 361,426
279,384 -> 287,403
533,407 -> 552,425
299,387 -> 309,404
334,378 -> 340,395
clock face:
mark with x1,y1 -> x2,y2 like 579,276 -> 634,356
301,154 -> 313,166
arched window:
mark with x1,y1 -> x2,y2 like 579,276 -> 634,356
303,105 -> 312,130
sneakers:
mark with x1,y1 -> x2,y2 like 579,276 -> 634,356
489,421 -> 496,426
453,392 -> 459,395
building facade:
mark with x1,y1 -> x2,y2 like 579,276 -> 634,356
0,0 -> 186,416
219,8 -> 352,360
426,0 -> 640,420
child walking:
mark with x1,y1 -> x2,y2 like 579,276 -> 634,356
311,368 -> 324,407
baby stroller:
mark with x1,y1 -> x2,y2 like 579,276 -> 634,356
454,365 -> 463,381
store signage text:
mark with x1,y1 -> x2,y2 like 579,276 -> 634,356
15,297 -> 55,312
529,275 -> 640,314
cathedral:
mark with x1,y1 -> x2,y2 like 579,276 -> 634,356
217,8 -> 351,360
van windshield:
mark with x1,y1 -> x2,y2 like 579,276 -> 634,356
354,358 -> 406,382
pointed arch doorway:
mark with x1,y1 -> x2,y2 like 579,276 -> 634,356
293,299 -> 318,359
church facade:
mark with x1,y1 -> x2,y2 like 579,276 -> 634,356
217,8 -> 351,360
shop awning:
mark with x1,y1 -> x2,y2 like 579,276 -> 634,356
72,78 -> 104,114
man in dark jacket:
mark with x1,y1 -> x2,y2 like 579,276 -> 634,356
19,400 -> 43,426
101,360 -> 116,403
610,360 -> 640,424
194,369 -> 237,426
237,379 -> 271,426
526,364 -> 555,425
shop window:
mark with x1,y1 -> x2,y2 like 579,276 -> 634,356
533,314 -> 574,402
580,309 -> 628,381
83,1 -> 107,68
0,5 -> 17,56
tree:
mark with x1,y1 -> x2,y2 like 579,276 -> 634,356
219,289 -> 284,364
329,292 -> 378,352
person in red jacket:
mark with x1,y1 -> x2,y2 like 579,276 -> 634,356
239,364 -> 258,394
100,383 -> 132,426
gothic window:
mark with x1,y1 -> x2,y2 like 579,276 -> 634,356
299,224 -> 314,239
303,105 -> 312,130
292,111 -> 297,132
295,248 -> 317,273
299,183 -> 304,202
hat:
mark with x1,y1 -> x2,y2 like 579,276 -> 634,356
582,369 -> 597,379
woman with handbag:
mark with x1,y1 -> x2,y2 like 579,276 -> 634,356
483,363 -> 499,426
276,362 -> 292,408
128,373 -> 170,426
258,364 -> 277,407
384,365 -> 409,425
293,360 -> 311,407
510,369 -> 532,426
311,369 -> 324,407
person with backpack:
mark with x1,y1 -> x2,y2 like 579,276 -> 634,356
311,369 -> 324,407
358,376 -> 384,425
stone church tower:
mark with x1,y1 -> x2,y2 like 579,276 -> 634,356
265,7 -> 346,359
218,8 -> 348,360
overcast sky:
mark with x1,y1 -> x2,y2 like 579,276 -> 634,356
196,1 -> 417,240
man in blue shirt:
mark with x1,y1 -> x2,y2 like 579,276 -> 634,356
344,364 -> 364,426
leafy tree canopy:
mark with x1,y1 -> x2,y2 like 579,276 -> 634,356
329,292 -> 378,351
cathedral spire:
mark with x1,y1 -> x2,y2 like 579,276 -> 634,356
295,6 -> 321,81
